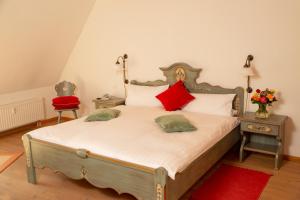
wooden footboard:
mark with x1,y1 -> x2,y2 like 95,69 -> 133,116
22,135 -> 168,200
22,126 -> 239,200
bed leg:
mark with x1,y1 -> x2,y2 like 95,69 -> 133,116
154,167 -> 168,200
26,163 -> 37,184
22,134 -> 37,184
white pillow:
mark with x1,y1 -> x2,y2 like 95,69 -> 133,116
126,84 -> 169,107
183,93 -> 236,116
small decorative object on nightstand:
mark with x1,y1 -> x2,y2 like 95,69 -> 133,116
239,112 -> 287,170
93,96 -> 125,109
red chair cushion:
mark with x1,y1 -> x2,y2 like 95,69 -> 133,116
156,80 -> 195,111
52,96 -> 80,110
53,104 -> 79,110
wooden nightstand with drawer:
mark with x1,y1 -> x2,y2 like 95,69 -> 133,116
239,112 -> 287,169
92,96 -> 125,109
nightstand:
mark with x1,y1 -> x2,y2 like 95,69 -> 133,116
92,96 -> 125,109
239,112 -> 287,170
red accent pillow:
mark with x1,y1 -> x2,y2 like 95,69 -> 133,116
156,80 -> 195,111
52,96 -> 80,110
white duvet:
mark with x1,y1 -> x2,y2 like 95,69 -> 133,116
28,105 -> 239,179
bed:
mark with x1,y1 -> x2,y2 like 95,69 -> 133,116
22,63 -> 244,200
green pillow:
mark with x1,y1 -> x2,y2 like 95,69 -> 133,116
85,108 -> 121,122
155,114 -> 197,133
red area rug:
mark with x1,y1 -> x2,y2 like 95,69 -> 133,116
190,164 -> 271,200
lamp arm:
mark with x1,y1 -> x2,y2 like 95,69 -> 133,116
244,54 -> 254,93
115,53 -> 129,98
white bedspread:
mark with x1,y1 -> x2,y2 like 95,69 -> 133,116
28,105 -> 239,179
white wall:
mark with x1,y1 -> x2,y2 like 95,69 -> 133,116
0,0 -> 95,94
61,0 -> 300,156
0,86 -> 57,119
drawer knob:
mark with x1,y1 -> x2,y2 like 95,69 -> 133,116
247,124 -> 272,132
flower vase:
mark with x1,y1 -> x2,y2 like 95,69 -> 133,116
255,104 -> 269,119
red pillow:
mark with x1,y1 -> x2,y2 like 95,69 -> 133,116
52,96 -> 80,110
156,80 -> 195,111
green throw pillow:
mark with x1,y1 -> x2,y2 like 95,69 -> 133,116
155,114 -> 197,133
85,108 -> 121,122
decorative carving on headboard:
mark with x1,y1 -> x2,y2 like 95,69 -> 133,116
160,62 -> 202,88
175,68 -> 186,81
130,79 -> 167,87
130,62 -> 244,116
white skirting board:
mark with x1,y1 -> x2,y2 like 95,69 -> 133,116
0,98 -> 45,132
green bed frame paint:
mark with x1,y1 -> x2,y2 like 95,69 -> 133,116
23,63 -> 244,200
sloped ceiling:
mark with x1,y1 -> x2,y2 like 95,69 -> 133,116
0,0 -> 95,94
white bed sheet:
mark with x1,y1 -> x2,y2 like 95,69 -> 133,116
28,105 -> 239,179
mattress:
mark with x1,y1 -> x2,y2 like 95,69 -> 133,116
28,105 -> 239,179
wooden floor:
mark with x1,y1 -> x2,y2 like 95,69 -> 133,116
0,121 -> 300,200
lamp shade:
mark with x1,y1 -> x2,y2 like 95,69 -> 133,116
243,66 -> 255,77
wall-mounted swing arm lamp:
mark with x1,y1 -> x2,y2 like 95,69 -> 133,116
115,54 -> 129,84
115,54 -> 129,97
243,54 -> 255,93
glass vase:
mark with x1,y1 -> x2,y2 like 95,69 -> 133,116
255,104 -> 269,119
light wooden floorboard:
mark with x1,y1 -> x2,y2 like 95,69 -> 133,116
0,122 -> 299,200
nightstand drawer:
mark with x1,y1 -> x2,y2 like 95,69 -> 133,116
241,122 -> 279,136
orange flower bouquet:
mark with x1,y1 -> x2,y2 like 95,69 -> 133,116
251,89 -> 277,118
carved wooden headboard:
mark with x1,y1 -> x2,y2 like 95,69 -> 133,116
130,62 -> 244,116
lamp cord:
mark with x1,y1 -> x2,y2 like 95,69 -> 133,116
245,92 -> 249,113
124,82 -> 127,98
123,61 -> 128,98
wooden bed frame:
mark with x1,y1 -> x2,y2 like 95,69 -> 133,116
22,63 -> 244,200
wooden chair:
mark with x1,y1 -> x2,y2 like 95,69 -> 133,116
53,81 -> 80,123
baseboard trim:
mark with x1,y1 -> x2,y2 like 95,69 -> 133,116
283,155 -> 300,163
0,117 -> 73,137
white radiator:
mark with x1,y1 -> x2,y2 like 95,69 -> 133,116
0,98 -> 45,132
